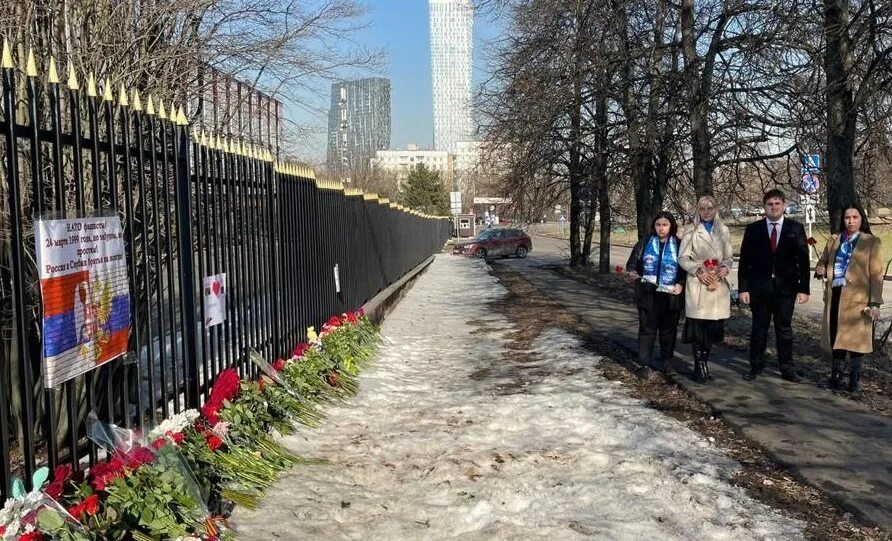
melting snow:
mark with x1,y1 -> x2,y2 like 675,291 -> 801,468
232,256 -> 804,540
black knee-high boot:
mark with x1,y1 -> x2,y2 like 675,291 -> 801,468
829,352 -> 845,389
693,345 -> 708,383
849,356 -> 863,393
701,344 -> 713,381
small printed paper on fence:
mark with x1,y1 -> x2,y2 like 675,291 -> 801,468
35,215 -> 131,388
203,273 -> 227,327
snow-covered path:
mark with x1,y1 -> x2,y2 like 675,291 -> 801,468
232,256 -> 804,540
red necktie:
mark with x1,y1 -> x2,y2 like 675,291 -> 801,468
770,223 -> 778,252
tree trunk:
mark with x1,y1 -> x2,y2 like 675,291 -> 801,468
598,176 -> 611,273
681,0 -> 714,198
568,22 -> 584,267
823,0 -> 859,231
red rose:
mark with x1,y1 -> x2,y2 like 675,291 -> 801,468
151,437 -> 167,450
272,358 -> 287,371
206,434 -> 223,451
170,432 -> 185,445
615,265 -> 623,275
344,311 -> 359,325
807,236 -> 817,246
19,531 -> 44,541
292,342 -> 311,358
325,315 -> 341,329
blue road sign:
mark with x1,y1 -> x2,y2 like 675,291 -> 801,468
802,154 -> 821,172
801,174 -> 820,194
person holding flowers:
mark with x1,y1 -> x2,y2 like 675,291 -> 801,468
625,211 -> 686,378
678,195 -> 733,383
738,188 -> 811,382
814,202 -> 884,392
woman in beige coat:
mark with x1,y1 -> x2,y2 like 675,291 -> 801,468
815,203 -> 884,392
678,196 -> 734,382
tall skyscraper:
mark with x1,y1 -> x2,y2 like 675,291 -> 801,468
326,78 -> 391,175
429,0 -> 474,154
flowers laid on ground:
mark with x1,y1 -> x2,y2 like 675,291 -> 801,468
1,310 -> 379,540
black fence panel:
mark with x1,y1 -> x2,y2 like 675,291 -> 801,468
0,54 -> 449,496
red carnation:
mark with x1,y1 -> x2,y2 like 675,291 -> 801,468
345,311 -> 359,325
272,358 -> 287,371
82,494 -> 100,516
356,308 -> 365,317
18,532 -> 44,541
89,457 -> 126,491
807,236 -> 817,246
325,315 -> 341,329
151,437 -> 166,450
206,434 -> 223,451
615,265 -> 624,275
44,463 -> 73,500
202,400 -> 222,425
292,342 -> 311,358
208,369 -> 241,405
124,447 -> 156,469
170,432 -> 185,445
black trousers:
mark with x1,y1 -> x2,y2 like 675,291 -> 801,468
638,293 -> 680,369
749,292 -> 795,371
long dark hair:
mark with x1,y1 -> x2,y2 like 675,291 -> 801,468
651,211 -> 679,238
838,202 -> 872,235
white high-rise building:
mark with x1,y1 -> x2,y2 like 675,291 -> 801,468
429,0 -> 474,155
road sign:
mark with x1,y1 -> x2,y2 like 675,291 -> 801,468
801,174 -> 821,194
802,154 -> 821,171
805,204 -> 816,225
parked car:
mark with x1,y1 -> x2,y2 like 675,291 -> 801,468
453,228 -> 532,259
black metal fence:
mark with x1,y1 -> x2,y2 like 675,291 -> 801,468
0,51 -> 449,495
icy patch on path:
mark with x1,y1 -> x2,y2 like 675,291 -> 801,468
231,256 -> 803,540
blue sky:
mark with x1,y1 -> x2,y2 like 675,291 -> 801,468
291,1 -> 501,163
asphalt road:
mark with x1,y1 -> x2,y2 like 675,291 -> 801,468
521,232 -> 892,321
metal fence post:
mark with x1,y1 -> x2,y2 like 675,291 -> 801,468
173,113 -> 201,408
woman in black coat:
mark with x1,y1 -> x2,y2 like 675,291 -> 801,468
625,211 -> 686,377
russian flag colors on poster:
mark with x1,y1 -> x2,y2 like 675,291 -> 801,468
35,215 -> 131,388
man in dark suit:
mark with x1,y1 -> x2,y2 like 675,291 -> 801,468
738,188 -> 811,381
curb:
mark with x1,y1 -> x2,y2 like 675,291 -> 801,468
361,255 -> 435,325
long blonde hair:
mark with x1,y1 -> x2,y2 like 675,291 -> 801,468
692,195 -> 726,238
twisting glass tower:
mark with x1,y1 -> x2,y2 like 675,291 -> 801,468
429,0 -> 474,154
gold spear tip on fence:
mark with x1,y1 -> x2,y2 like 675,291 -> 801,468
200,130 -> 208,147
176,106 -> 187,126
1,39 -> 12,69
132,89 -> 142,111
158,99 -> 167,119
118,83 -> 128,107
87,73 -> 97,97
103,81 -> 113,102
48,57 -> 60,83
26,49 -> 37,77
146,95 -> 155,115
67,64 -> 79,90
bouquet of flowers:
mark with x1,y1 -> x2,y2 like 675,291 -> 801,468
702,258 -> 721,291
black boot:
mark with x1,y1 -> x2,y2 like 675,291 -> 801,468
828,355 -> 844,390
693,347 -> 708,383
701,345 -> 713,381
848,357 -> 863,393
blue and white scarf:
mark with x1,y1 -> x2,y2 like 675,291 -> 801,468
832,232 -> 860,288
642,235 -> 679,293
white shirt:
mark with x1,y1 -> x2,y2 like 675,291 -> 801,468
766,215 -> 784,237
